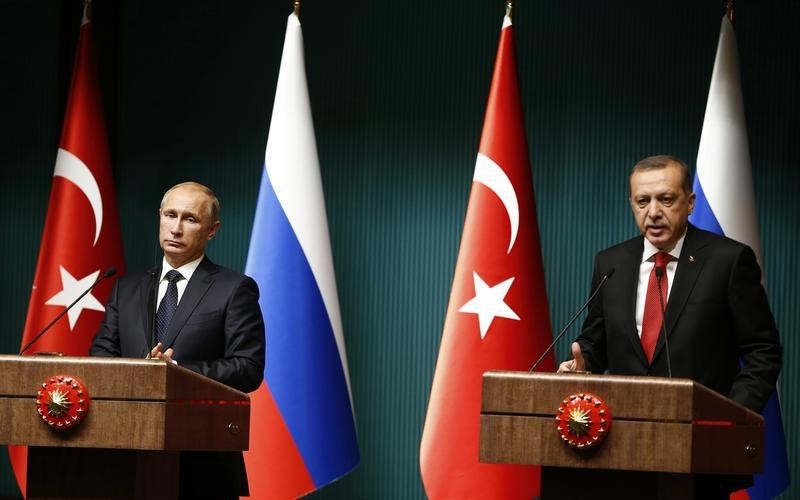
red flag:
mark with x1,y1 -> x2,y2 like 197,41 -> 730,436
420,15 -> 554,499
9,6 -> 125,495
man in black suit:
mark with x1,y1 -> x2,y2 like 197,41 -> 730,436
91,181 -> 266,499
558,155 -> 782,497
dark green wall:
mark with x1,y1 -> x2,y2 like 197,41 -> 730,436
1,1 -> 797,498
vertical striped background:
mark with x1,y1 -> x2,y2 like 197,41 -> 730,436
0,1 -> 797,499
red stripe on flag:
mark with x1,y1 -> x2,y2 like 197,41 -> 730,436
243,381 -> 315,499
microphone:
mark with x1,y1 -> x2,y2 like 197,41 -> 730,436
530,267 -> 615,372
19,267 -> 118,355
146,270 -> 158,357
655,266 -> 673,378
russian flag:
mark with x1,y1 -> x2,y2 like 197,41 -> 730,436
243,12 -> 359,499
690,15 -> 789,500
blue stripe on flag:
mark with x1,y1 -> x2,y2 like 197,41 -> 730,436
246,169 -> 359,486
690,178 -> 724,235
749,394 -> 791,499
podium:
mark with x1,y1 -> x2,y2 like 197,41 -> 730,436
0,355 -> 250,499
480,371 -> 764,499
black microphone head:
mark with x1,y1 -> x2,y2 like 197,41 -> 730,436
604,267 -> 615,279
655,266 -> 664,278
103,267 -> 117,278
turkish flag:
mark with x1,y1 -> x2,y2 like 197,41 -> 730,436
420,15 -> 554,499
9,9 -> 125,496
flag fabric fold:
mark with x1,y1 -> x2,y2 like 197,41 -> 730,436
9,8 -> 125,496
690,15 -> 790,500
420,15 -> 554,499
243,13 -> 359,499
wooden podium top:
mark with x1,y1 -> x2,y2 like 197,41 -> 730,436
482,370 -> 762,425
0,355 -> 250,451
480,371 -> 765,474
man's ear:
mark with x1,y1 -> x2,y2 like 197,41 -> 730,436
207,220 -> 221,240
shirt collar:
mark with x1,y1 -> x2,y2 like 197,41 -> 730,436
160,254 -> 204,283
642,231 -> 686,263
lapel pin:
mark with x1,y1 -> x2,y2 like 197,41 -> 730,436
688,255 -> 695,263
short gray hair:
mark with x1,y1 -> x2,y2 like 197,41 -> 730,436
160,181 -> 220,222
630,155 -> 692,194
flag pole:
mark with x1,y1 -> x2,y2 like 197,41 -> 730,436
506,0 -> 513,20
294,0 -> 301,17
84,0 -> 92,23
726,0 -> 734,23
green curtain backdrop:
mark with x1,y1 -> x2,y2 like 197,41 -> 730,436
1,1 -> 796,498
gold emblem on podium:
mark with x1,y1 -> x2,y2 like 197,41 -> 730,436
555,392 -> 612,449
35,375 -> 91,431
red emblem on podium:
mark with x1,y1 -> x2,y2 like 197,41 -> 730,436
35,374 -> 91,431
555,392 -> 612,449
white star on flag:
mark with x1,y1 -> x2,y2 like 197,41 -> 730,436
458,272 -> 520,339
44,266 -> 105,329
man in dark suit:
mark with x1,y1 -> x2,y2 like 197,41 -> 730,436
90,181 -> 266,499
558,155 -> 782,497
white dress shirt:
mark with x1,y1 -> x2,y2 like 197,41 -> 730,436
156,254 -> 204,313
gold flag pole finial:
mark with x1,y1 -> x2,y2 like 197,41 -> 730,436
293,0 -> 301,17
83,0 -> 92,24
505,0 -> 513,21
726,0 -> 734,23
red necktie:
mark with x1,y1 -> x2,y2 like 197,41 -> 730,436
641,251 -> 670,363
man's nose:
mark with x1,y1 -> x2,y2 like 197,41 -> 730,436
647,201 -> 662,218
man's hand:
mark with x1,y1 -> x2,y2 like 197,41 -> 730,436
557,342 -> 586,373
149,342 -> 176,365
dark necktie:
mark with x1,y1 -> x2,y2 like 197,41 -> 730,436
641,252 -> 670,363
156,270 -> 183,344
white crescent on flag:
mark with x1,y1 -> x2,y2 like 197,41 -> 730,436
53,148 -> 104,246
473,153 -> 519,254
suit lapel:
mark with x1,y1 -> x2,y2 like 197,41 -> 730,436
619,237 -> 651,368
162,257 -> 217,349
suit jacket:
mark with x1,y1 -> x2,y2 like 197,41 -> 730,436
90,256 -> 266,497
577,224 -> 782,414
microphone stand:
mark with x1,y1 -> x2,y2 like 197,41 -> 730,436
529,269 -> 614,372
